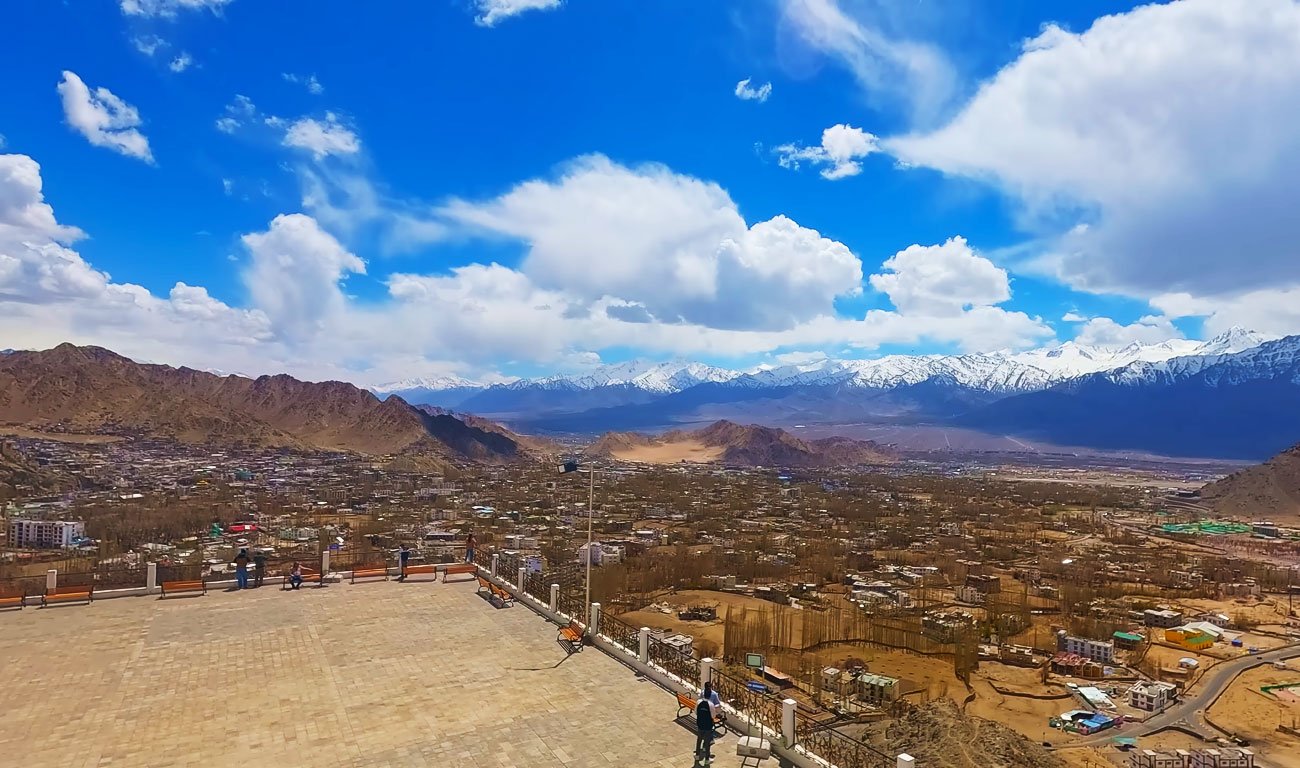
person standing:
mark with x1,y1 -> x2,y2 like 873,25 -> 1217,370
233,548 -> 250,590
252,549 -> 267,588
397,544 -> 411,581
465,530 -> 476,564
695,681 -> 719,763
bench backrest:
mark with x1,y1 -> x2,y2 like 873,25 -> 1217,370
677,692 -> 696,709
49,585 -> 91,596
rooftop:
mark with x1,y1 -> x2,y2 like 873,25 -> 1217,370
3,580 -> 749,768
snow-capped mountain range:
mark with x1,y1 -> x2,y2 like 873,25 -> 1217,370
373,329 -> 1300,459
374,328 -> 1272,399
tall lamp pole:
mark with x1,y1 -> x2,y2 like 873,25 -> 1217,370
586,463 -> 594,627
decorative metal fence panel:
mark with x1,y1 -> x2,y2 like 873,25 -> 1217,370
647,636 -> 700,685
157,563 -> 204,582
794,712 -> 894,768
710,669 -> 784,734
602,613 -> 640,653
95,564 -> 147,589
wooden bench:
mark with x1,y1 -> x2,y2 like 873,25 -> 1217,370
400,563 -> 438,581
160,579 -> 206,597
475,575 -> 492,595
558,619 -> 585,652
42,584 -> 93,607
442,563 -> 477,582
675,692 -> 725,737
489,583 -> 514,608
350,564 -> 389,583
0,587 -> 25,610
282,567 -> 319,589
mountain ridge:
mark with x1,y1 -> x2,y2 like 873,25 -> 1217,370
587,419 -> 895,468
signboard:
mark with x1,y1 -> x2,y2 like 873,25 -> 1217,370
745,653 -> 764,671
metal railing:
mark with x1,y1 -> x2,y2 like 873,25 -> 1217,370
647,635 -> 700,685
711,668 -> 784,735
601,612 -> 640,653
794,711 -> 894,768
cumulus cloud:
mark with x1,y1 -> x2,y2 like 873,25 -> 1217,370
56,72 -> 154,163
0,153 -> 270,368
440,154 -> 863,331
1153,289 -> 1300,340
735,78 -> 772,102
886,0 -> 1300,305
1061,311 -> 1088,323
1074,315 -> 1182,348
869,236 -> 1010,317
776,124 -> 878,179
474,0 -> 561,27
282,113 -> 360,159
0,150 -> 1053,383
169,53 -> 193,73
241,214 -> 365,342
120,0 -> 232,17
777,0 -> 956,120
132,35 -> 165,56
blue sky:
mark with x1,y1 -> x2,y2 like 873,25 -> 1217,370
2,0 -> 1298,384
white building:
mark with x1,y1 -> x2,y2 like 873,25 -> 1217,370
1128,681 -> 1177,712
7,519 -> 84,549
1057,632 -> 1114,663
955,585 -> 987,605
1144,609 -> 1184,628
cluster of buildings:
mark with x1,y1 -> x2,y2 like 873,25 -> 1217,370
1129,748 -> 1255,768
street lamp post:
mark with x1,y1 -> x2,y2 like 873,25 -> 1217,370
560,459 -> 598,628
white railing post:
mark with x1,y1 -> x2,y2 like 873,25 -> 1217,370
550,583 -> 559,612
491,553 -> 499,578
638,627 -> 651,664
590,602 -> 601,634
321,550 -> 330,578
46,569 -> 57,591
782,698 -> 797,747
701,657 -> 715,690
517,566 -> 526,593
146,562 -> 158,594
897,754 -> 916,768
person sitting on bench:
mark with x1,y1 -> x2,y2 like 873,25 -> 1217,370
288,561 -> 304,590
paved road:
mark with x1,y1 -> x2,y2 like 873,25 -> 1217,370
1066,643 -> 1300,748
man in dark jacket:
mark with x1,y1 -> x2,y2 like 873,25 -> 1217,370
397,544 -> 411,581
695,682 -> 719,762
252,550 -> 267,588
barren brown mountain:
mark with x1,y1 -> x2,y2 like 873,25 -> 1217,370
587,419 -> 894,467
414,404 -> 560,454
0,344 -> 526,462
1200,442 -> 1300,523
0,441 -> 63,500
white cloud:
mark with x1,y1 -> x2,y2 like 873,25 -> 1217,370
440,154 -> 863,331
241,214 -> 365,343
283,113 -> 360,160
132,35 -> 166,56
474,0 -> 561,27
886,0 -> 1300,303
221,178 -> 233,195
120,0 -> 232,17
56,72 -> 154,163
282,73 -> 324,94
1074,315 -> 1182,348
868,236 -> 1010,317
169,53 -> 193,73
0,153 -> 270,370
776,124 -> 878,180
735,77 -> 772,102
1154,289 -> 1300,339
777,0 -> 956,120
0,150 -> 1054,384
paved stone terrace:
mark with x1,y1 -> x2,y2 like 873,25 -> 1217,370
3,579 -> 746,768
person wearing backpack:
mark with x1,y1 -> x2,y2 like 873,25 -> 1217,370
233,548 -> 250,590
695,682 -> 719,763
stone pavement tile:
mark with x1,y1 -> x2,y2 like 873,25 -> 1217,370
2,580 -> 749,768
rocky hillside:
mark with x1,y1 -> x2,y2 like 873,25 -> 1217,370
0,344 -> 526,461
588,420 -> 894,467
1200,443 -> 1300,522
870,699 -> 1065,768
0,441 -> 63,500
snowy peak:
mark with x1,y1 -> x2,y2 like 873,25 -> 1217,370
532,359 -> 740,393
372,375 -> 487,393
